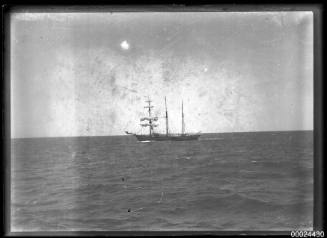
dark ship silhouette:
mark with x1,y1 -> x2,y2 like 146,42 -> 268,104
125,97 -> 201,141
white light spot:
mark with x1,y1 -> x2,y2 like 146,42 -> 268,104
204,67 -> 208,72
120,40 -> 130,50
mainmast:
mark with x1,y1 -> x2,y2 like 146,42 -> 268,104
165,97 -> 169,136
182,100 -> 185,135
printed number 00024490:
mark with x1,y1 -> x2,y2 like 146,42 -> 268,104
291,231 -> 324,237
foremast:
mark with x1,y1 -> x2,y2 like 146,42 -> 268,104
141,98 -> 158,136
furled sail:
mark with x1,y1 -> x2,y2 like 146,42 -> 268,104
140,123 -> 158,127
140,117 -> 158,121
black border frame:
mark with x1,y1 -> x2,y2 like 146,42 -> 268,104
2,4 -> 324,236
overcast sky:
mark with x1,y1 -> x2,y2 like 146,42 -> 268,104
11,11 -> 313,138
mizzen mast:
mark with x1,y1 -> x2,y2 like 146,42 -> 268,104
181,100 -> 185,135
165,97 -> 169,136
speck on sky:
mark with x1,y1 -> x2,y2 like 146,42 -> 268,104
120,40 -> 130,50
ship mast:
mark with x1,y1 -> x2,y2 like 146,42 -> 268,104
182,100 -> 185,135
146,98 -> 153,136
141,97 -> 157,136
165,97 -> 169,136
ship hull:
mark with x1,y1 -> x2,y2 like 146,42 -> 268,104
135,134 -> 200,142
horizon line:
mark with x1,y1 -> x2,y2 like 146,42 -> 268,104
10,129 -> 314,139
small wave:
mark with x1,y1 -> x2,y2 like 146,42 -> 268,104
238,170 -> 285,179
27,199 -> 58,206
63,217 -> 123,225
199,138 -> 222,141
188,193 -> 283,212
130,207 -> 145,213
73,183 -> 122,194
158,206 -> 187,216
149,217 -> 178,227
193,193 -> 313,214
175,156 -> 192,160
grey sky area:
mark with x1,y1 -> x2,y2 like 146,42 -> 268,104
11,12 -> 313,138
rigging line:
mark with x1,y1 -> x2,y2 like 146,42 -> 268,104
123,121 -> 131,131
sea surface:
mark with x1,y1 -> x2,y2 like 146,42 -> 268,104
11,131 -> 313,231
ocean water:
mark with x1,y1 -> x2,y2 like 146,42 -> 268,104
10,131 -> 313,231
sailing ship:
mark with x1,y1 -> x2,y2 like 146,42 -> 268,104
125,97 -> 201,141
